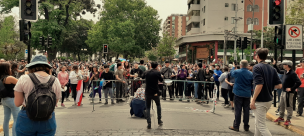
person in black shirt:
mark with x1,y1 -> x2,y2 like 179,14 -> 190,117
130,63 -> 143,93
142,62 -> 163,129
100,65 -> 115,104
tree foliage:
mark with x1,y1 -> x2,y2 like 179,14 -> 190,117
0,0 -> 100,61
87,0 -> 161,58
157,32 -> 176,59
286,0 -> 304,25
0,15 -> 26,60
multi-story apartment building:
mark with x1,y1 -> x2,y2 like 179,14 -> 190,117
175,0 -> 303,64
162,14 -> 187,39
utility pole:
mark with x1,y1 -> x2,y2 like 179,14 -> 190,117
261,0 -> 264,48
250,0 -> 255,61
234,0 -> 238,61
223,30 -> 228,67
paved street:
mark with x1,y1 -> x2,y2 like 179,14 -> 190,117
0,92 -> 301,136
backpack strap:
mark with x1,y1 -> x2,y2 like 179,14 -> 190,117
28,73 -> 41,85
47,76 -> 56,87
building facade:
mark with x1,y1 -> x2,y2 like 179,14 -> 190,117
175,0 -> 303,64
162,14 -> 187,39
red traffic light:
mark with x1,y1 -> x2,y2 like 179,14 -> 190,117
274,0 -> 281,5
105,45 -> 107,48
210,56 -> 213,59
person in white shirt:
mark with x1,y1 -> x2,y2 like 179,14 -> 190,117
69,65 -> 82,106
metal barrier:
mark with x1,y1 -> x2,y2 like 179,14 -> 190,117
88,79 -> 218,113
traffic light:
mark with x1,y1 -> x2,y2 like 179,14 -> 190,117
39,37 -> 44,46
242,37 -> 248,49
103,44 -> 108,53
19,20 -> 31,43
20,0 -> 38,21
269,0 -> 284,25
47,37 -> 52,47
274,25 -> 285,45
237,37 -> 242,48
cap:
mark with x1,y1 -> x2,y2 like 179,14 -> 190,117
282,61 -> 293,67
165,61 -> 169,63
300,58 -> 304,63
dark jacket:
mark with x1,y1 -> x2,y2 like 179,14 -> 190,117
142,69 -> 163,96
196,68 -> 205,81
274,65 -> 301,93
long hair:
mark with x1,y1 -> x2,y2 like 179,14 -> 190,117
0,63 -> 11,78
28,64 -> 51,74
11,63 -> 18,72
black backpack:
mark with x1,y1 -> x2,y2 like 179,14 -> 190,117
26,73 -> 57,121
0,76 -> 8,98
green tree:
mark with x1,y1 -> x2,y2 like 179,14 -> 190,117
1,0 -> 100,61
87,0 -> 161,59
145,47 -> 158,61
0,16 -> 27,60
157,33 -> 176,60
253,27 -> 284,59
286,0 -> 304,25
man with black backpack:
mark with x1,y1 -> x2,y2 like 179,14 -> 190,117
14,55 -> 61,136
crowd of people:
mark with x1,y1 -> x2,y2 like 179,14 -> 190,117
0,47 -> 304,135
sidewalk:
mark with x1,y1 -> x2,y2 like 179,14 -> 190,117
266,104 -> 304,136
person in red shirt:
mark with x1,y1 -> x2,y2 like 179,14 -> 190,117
295,58 -> 304,116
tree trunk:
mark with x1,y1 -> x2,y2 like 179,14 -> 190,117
47,48 -> 57,62
72,53 -> 76,60
66,52 -> 70,58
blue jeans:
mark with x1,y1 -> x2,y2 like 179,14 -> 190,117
194,83 -> 198,98
2,98 -> 20,136
15,110 -> 56,136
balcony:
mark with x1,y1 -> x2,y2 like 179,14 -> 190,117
187,16 -> 199,26
187,4 -> 200,15
187,28 -> 200,35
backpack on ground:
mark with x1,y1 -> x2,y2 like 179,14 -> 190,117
26,73 -> 57,121
0,76 -> 8,99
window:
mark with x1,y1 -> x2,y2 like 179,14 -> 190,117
231,17 -> 235,24
191,10 -> 200,16
224,16 -> 228,21
202,8 -> 204,12
204,6 -> 206,13
203,19 -> 205,26
247,5 -> 252,12
186,17 -> 189,22
254,18 -> 259,25
247,18 -> 252,25
225,3 -> 229,7
172,17 -> 175,22
254,5 -> 259,12
231,4 -> 237,11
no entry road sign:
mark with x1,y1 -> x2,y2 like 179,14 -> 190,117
285,25 -> 303,50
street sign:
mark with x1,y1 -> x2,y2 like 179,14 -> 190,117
285,25 -> 303,50
25,49 -> 28,58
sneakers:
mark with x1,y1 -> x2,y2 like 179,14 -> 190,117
104,102 -> 108,105
61,103 -> 65,107
296,113 -> 302,117
224,105 -> 230,108
284,120 -> 291,126
251,113 -> 255,117
147,123 -> 151,129
179,98 -> 182,101
231,107 -> 234,110
276,112 -> 280,115
111,102 -> 115,104
274,117 -> 284,123
158,119 -> 163,125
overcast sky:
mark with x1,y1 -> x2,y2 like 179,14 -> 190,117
4,0 -> 188,32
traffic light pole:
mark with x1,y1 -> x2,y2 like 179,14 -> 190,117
250,0 -> 255,61
28,35 -> 31,63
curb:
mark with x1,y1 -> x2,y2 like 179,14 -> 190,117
266,112 -> 304,136
0,121 -> 14,133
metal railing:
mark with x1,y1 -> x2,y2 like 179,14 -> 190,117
88,79 -> 218,113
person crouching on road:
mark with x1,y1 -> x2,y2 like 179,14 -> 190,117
229,60 -> 253,132
142,61 -> 164,129
273,60 -> 301,125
